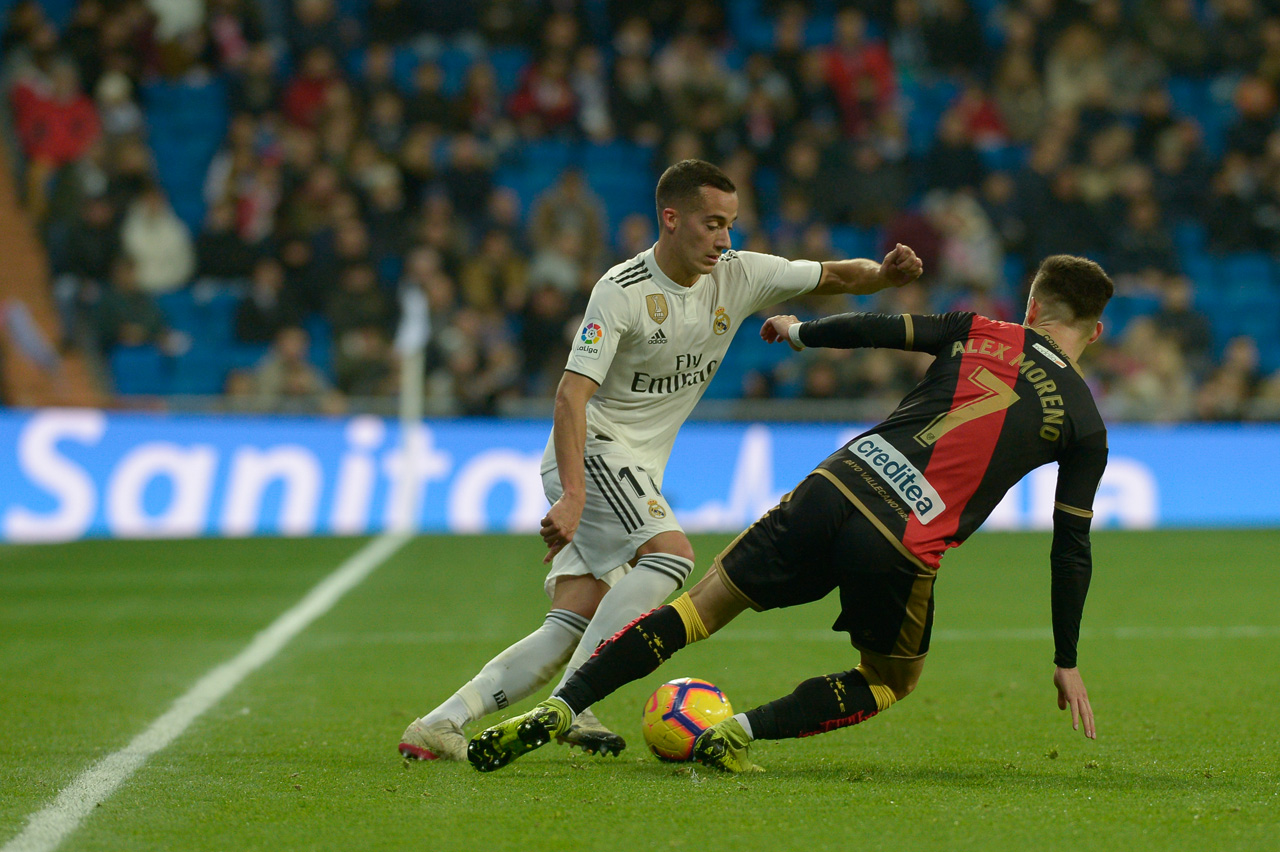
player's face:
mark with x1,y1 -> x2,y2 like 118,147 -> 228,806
677,188 -> 738,274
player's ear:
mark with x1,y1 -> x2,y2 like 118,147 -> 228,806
660,207 -> 678,233
1024,295 -> 1039,325
1087,321 -> 1103,345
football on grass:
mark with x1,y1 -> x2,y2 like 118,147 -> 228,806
641,677 -> 733,762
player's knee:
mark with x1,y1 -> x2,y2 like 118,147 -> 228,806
636,530 -> 694,563
888,676 -> 918,702
550,575 -> 608,618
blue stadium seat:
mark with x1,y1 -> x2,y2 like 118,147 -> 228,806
170,347 -> 230,395
488,47 -> 531,96
110,345 -> 170,395
1172,220 -> 1207,260
828,225 -> 878,260
437,46 -> 473,97
1221,252 -> 1273,300
155,290 -> 200,337
582,142 -> 652,174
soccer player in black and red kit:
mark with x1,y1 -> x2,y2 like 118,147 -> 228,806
468,255 -> 1112,773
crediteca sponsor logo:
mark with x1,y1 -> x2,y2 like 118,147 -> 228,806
847,433 -> 946,524
577,320 -> 605,359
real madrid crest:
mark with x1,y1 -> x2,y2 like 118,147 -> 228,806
713,307 -> 731,335
647,500 -> 667,519
646,293 -> 669,324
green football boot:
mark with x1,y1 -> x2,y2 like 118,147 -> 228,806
692,718 -> 765,773
555,707 -> 626,757
468,698 -> 572,772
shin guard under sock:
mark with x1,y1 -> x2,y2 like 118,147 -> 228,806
745,668 -> 883,740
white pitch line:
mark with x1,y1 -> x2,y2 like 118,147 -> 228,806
2,531 -> 412,852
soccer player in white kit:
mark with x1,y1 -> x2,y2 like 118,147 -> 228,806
400,159 -> 923,762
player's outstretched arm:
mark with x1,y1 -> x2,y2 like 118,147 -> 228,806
543,370 -> 599,563
811,243 -> 923,296
1053,666 -> 1096,739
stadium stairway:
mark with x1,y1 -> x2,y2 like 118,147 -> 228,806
0,142 -> 107,406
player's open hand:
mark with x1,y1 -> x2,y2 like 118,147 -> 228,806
540,496 -> 583,563
879,243 -> 923,288
760,315 -> 802,350
1053,666 -> 1096,739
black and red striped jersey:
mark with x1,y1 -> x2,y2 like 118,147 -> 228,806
798,311 -> 1107,667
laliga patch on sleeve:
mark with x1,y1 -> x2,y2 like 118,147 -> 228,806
575,319 -> 605,360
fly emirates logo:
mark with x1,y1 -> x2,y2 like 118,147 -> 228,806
847,434 -> 946,524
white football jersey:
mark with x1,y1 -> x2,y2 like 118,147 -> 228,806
542,246 -> 821,483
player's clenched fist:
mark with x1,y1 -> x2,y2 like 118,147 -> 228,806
880,243 -> 923,287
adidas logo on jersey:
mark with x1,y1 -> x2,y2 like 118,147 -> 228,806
648,330 -> 668,344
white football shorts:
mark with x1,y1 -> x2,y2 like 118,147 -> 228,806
541,444 -> 684,599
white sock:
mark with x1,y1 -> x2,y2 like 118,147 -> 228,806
733,713 -> 754,739
553,554 -> 695,695
422,608 -> 589,727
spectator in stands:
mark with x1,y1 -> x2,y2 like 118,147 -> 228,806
252,325 -> 345,413
822,8 -> 895,138
365,0 -> 418,45
1110,318 -> 1196,421
327,261 -> 393,343
1206,152 -> 1262,253
1225,76 -> 1277,159
1045,23 -> 1109,114
922,110 -> 986,193
92,256 -> 178,354
1212,0 -> 1263,73
1140,0 -> 1210,76
228,42 -> 281,115
460,230 -> 526,312
430,307 -> 520,415
282,46 -> 341,129
207,0 -> 265,70
527,168 -> 607,266
10,59 -> 100,221
94,71 -> 143,139
517,282 -> 574,395
507,51 -> 578,136
1151,275 -> 1214,374
1109,196 -> 1179,278
610,54 -> 665,146
235,257 -> 302,344
196,199 -> 259,281
404,59 -> 453,130
288,0 -> 354,60
1196,337 -> 1262,420
440,133 -> 494,228
120,182 -> 195,294
923,0 -> 986,77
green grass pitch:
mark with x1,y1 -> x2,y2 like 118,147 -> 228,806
2,530 -> 1278,851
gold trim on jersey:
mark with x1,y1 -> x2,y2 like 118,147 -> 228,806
646,293 -> 669,324
903,314 -> 914,350
811,469 -> 932,575
1054,501 -> 1094,518
892,574 -> 934,658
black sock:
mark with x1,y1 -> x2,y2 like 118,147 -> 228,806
556,605 -> 687,716
745,669 -> 881,740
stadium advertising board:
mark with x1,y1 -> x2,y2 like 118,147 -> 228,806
0,409 -> 1276,542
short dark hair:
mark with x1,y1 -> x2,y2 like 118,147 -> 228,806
655,159 -> 736,214
1029,255 -> 1114,327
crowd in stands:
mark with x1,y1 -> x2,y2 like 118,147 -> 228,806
4,0 -> 1280,419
